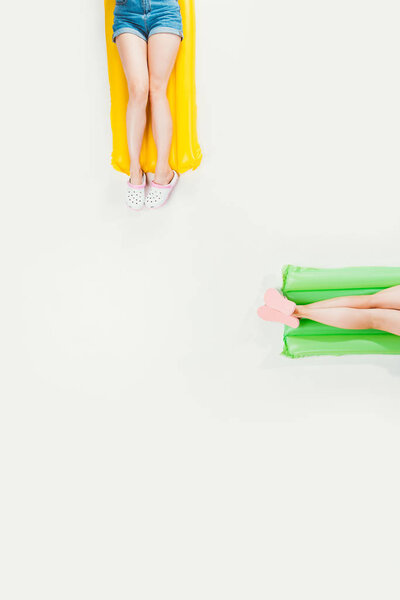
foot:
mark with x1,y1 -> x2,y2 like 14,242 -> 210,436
130,168 -> 144,186
257,305 -> 300,328
126,172 -> 146,210
153,169 -> 174,186
145,170 -> 179,209
264,288 -> 296,316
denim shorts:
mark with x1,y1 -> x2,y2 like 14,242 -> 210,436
113,0 -> 183,43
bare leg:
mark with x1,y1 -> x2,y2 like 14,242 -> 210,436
116,33 -> 149,184
148,33 -> 181,184
301,285 -> 400,310
294,305 -> 400,335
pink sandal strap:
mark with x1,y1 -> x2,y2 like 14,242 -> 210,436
128,173 -> 146,189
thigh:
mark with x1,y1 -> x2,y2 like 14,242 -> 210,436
373,285 -> 400,310
148,33 -> 181,89
372,309 -> 400,336
116,33 -> 149,91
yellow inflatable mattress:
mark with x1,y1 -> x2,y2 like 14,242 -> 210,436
104,0 -> 202,175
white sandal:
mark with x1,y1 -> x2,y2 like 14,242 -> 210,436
145,171 -> 179,209
126,172 -> 146,210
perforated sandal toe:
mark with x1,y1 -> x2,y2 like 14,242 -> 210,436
126,173 -> 146,210
145,171 -> 179,209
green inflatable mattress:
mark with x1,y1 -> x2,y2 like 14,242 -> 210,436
281,265 -> 400,358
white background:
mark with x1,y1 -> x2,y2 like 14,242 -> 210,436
1,0 -> 400,598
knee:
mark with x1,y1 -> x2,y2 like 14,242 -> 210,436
368,311 -> 383,330
363,295 -> 376,309
128,81 -> 149,104
149,77 -> 167,101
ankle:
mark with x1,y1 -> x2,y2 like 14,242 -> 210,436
130,167 -> 143,185
154,168 -> 173,185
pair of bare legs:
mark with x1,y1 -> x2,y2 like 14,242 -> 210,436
116,32 -> 181,185
293,285 -> 400,336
